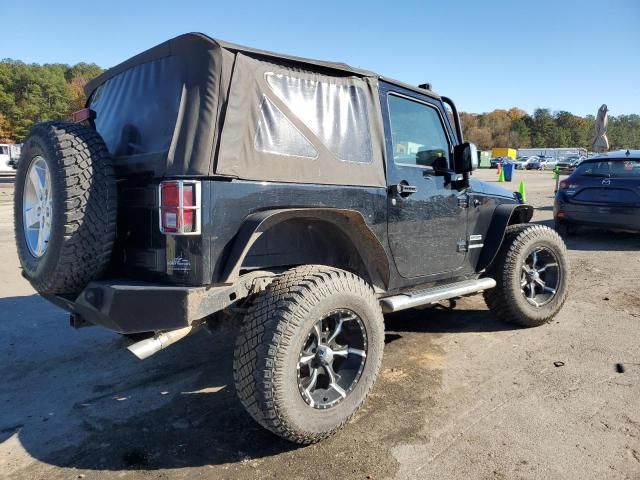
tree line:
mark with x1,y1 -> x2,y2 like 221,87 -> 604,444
0,59 -> 103,143
460,107 -> 640,152
1,59 -> 639,151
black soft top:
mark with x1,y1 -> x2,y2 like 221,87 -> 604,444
86,33 -> 378,95
85,33 -> 439,186
86,33 -> 438,99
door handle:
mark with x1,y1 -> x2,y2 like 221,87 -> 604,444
389,183 -> 418,196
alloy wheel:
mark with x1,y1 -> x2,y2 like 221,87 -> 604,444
520,247 -> 561,307
23,156 -> 52,258
297,309 -> 368,409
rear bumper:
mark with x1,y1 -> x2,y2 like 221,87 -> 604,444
43,272 -> 273,334
555,201 -> 640,231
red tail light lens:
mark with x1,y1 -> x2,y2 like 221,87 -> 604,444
71,108 -> 96,123
160,182 -> 180,232
159,180 -> 201,235
182,186 -> 195,233
559,180 -> 580,193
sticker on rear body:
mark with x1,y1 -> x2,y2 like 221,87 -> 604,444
168,256 -> 191,272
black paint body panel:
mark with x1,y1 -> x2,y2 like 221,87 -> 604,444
108,79 -> 522,295
111,173 -> 520,294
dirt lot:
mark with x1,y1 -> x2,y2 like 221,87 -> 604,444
1,170 -> 639,480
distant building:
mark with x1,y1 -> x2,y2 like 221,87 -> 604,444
517,148 -> 587,161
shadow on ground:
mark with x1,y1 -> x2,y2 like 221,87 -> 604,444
385,304 -> 519,334
1,293 -> 514,477
531,219 -> 639,252
562,228 -> 640,252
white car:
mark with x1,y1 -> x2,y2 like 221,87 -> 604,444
511,156 -> 528,170
0,144 -> 14,172
540,159 -> 558,170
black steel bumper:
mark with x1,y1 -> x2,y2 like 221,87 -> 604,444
43,272 -> 272,334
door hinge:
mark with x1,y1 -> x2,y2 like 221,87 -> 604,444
457,196 -> 469,208
457,240 -> 468,252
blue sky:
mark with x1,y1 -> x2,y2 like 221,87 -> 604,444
3,0 -> 639,116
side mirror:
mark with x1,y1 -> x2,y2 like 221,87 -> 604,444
453,142 -> 478,174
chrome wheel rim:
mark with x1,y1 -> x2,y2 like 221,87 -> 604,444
297,309 -> 368,409
520,247 -> 560,307
23,156 -> 52,258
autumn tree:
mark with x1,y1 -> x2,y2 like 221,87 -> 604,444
0,59 -> 102,142
0,113 -> 12,143
65,62 -> 103,113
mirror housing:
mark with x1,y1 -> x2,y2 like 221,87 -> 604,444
453,142 -> 478,174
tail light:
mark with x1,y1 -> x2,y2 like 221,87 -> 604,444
71,108 -> 96,123
558,180 -> 579,194
159,180 -> 201,235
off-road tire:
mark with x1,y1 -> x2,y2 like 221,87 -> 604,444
233,265 -> 385,444
14,122 -> 116,295
484,224 -> 569,328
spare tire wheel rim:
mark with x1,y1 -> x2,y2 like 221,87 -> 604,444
23,155 -> 52,258
297,308 -> 368,409
520,247 -> 561,308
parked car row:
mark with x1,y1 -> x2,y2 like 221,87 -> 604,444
524,156 -> 553,170
489,154 -> 586,173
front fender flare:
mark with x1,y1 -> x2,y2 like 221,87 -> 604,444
476,203 -> 534,272
220,208 -> 390,289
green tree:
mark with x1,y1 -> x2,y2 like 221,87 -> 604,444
509,117 -> 531,148
0,59 -> 102,142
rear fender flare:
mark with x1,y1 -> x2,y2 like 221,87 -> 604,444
220,208 -> 390,290
476,203 -> 534,272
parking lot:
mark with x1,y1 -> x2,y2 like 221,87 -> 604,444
1,169 -> 639,480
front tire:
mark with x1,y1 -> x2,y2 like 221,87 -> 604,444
484,224 -> 569,328
233,265 -> 385,444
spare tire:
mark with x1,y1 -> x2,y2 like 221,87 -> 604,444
14,122 -> 117,295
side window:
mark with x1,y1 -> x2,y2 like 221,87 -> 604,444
263,73 -> 373,163
255,96 -> 318,159
387,94 -> 451,170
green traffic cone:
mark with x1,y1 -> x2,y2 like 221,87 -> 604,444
498,168 -> 505,182
518,180 -> 527,203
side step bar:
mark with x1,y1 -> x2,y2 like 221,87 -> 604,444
380,278 -> 496,313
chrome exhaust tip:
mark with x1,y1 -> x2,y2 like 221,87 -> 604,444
127,326 -> 193,360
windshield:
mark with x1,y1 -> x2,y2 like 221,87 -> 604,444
575,159 -> 640,178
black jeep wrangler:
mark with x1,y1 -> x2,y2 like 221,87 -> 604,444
14,33 -> 569,444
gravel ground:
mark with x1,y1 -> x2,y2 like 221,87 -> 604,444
1,169 -> 639,480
